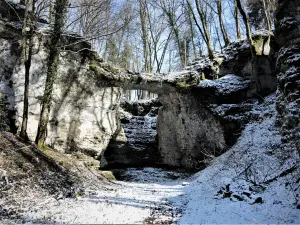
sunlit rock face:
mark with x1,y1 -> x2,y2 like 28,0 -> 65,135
0,2 -> 291,171
275,0 -> 300,153
0,23 -> 122,157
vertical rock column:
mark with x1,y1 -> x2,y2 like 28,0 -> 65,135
275,0 -> 300,153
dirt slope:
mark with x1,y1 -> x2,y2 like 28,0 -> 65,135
0,132 -> 109,221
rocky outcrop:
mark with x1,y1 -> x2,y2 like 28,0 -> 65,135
158,91 -> 224,169
185,31 -> 278,95
102,100 -> 159,168
154,31 -> 279,170
88,31 -> 277,98
0,4 -> 283,171
0,21 -> 122,157
89,59 -> 200,95
102,75 -> 260,170
275,0 -> 300,154
157,75 -> 258,170
0,0 -> 47,23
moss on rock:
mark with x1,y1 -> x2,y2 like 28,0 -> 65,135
89,61 -> 109,77
253,36 -> 265,55
175,74 -> 199,88
100,171 -> 116,181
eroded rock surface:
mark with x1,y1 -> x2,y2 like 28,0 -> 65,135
185,31 -> 278,95
0,22 -> 122,157
157,75 -> 257,170
154,32 -> 279,169
103,99 -> 159,168
0,8 -> 281,170
275,0 -> 300,154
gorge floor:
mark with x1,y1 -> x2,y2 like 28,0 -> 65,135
1,94 -> 299,224
3,168 -> 191,224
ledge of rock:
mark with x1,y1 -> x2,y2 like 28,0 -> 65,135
102,100 -> 160,168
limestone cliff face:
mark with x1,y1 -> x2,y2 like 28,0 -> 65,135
157,74 -> 258,170
275,0 -> 300,153
0,15 -> 282,170
155,32 -> 278,170
103,100 -> 160,168
0,23 -> 122,157
157,92 -> 225,169
89,31 -> 279,170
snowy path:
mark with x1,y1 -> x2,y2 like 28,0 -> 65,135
20,168 -> 189,224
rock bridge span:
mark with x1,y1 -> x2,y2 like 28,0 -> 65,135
88,55 -> 200,95
0,18 -> 277,169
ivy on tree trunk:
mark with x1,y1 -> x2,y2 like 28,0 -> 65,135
35,0 -> 68,148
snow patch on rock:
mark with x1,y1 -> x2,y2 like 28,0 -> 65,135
199,74 -> 251,95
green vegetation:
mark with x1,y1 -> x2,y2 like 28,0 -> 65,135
253,36 -> 265,55
0,95 -> 9,132
99,62 -> 121,74
175,74 -> 199,88
89,61 -> 110,77
89,60 -> 123,79
100,171 -> 116,181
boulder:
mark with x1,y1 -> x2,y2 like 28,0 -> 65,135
120,98 -> 161,116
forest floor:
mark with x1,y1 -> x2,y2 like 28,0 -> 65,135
1,94 -> 299,224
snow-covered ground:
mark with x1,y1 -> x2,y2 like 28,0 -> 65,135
16,168 -> 190,224
178,94 -> 300,224
2,94 -> 299,224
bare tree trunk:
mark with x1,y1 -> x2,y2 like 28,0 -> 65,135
234,0 -> 242,39
261,0 -> 271,44
186,3 -> 197,58
167,15 -> 185,67
49,0 -> 54,24
148,41 -> 153,72
194,0 -> 214,59
139,0 -> 149,72
157,30 -> 173,73
236,0 -> 259,92
20,0 -> 36,140
145,4 -> 159,72
186,0 -> 206,56
160,0 -> 186,67
236,0 -> 254,58
216,0 -> 230,46
103,0 -> 111,60
214,22 -> 223,51
174,28 -> 186,67
35,0 -> 68,148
